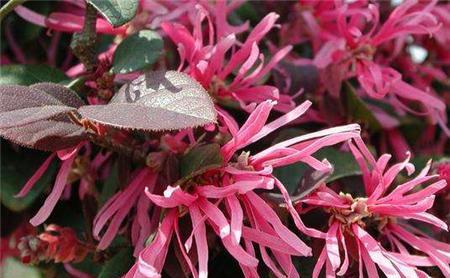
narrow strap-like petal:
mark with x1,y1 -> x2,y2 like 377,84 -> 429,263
16,153 -> 56,198
30,155 -> 76,226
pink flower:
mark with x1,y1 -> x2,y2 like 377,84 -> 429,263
297,137 -> 449,277
142,0 -> 247,38
16,144 -> 84,226
93,168 -> 159,254
16,142 -> 113,228
14,1 -> 126,35
127,100 -> 360,277
162,5 -> 294,112
308,0 -> 448,134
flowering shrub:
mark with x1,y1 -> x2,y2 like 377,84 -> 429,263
0,0 -> 448,277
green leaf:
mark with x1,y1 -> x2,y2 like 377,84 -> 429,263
319,147 -> 361,182
411,155 -> 449,170
0,64 -> 68,86
178,144 -> 223,183
266,167 -> 331,204
60,77 -> 87,92
111,30 -> 163,74
273,146 -> 361,194
0,145 -> 56,212
88,0 -> 138,27
98,247 -> 134,278
1,258 -> 42,278
342,82 -> 382,132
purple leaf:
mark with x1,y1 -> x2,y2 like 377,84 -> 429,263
0,84 -> 87,151
0,106 -> 77,128
0,84 -> 80,128
30,83 -> 84,108
0,120 -> 87,151
78,71 -> 217,131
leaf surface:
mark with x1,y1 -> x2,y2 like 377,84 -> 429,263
88,0 -> 138,27
0,64 -> 68,85
78,71 -> 217,131
112,30 -> 163,74
178,143 -> 223,183
0,84 -> 86,151
98,247 -> 134,278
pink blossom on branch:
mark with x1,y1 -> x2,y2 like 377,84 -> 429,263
127,100 -> 361,277
14,1 -> 127,35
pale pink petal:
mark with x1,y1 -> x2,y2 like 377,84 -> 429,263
326,222 -> 341,271
145,185 -> 197,208
93,170 -> 152,238
312,247 -> 327,278
391,224 -> 450,275
30,155 -> 76,226
248,100 -> 312,146
14,6 -> 46,26
189,205 -> 209,278
16,153 -> 56,197
174,220 -> 198,278
226,195 -> 243,245
196,177 -> 270,198
197,198 -> 230,238
336,225 -> 349,276
246,191 -> 311,256
352,225 -> 400,277
241,226 -> 301,256
130,209 -> 177,278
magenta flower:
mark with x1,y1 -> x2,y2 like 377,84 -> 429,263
14,1 -> 126,35
297,137 -> 449,277
308,0 -> 448,134
126,100 -> 360,277
93,168 -> 159,255
142,0 -> 248,37
162,6 -> 294,112
16,144 -> 83,226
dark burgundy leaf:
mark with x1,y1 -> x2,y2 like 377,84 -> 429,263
0,120 -> 87,151
274,62 -> 320,95
0,84 -> 87,151
30,83 -> 84,108
0,84 -> 78,128
0,106 -> 77,129
0,85 -> 67,110
78,71 -> 217,131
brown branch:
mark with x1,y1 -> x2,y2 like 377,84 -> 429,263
70,3 -> 98,71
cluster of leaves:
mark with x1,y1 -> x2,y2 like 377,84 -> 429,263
0,71 -> 216,151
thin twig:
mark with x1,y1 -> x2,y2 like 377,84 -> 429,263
70,2 -> 98,71
0,0 -> 27,23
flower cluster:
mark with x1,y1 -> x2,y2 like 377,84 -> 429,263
0,0 -> 448,277
298,138 -> 449,277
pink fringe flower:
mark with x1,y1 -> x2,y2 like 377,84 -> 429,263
298,137 -> 449,277
162,5 -> 294,112
127,100 -> 361,277
14,1 -> 126,35
308,0 -> 448,134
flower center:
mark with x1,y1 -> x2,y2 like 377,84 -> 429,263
329,193 -> 371,226
232,151 -> 254,171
